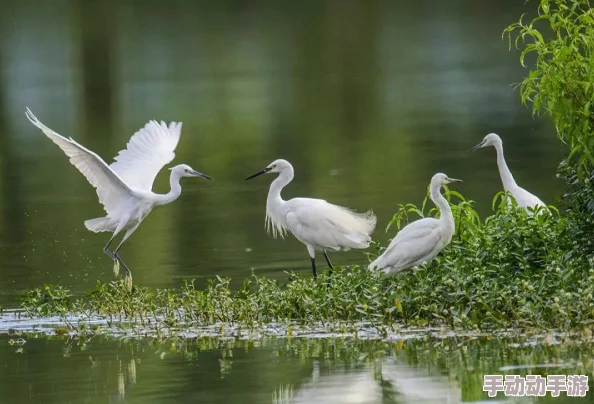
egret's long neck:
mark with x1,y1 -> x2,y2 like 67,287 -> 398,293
267,167 -> 294,208
431,182 -> 454,234
156,170 -> 183,206
494,143 -> 518,191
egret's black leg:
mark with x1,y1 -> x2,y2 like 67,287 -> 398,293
112,226 -> 138,278
104,236 -> 131,277
323,250 -> 333,287
323,250 -> 334,272
103,237 -> 117,262
311,257 -> 317,278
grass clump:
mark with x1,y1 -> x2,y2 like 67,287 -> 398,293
16,190 -> 594,336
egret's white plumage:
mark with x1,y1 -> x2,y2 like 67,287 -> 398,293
110,120 -> 182,190
25,108 -> 212,277
369,173 -> 460,276
246,159 -> 376,277
471,133 -> 547,211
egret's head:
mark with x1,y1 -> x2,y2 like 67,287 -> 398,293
245,159 -> 293,180
169,164 -> 212,180
432,172 -> 462,186
470,133 -> 502,152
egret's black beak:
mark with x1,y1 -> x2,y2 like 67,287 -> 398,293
470,140 -> 486,152
245,167 -> 272,180
192,171 -> 213,180
447,178 -> 462,183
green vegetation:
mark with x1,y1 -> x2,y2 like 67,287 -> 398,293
504,0 -> 594,175
15,190 -> 594,335
504,0 -> 594,239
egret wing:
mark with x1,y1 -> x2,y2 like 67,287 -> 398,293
110,120 -> 182,191
26,108 -> 133,216
385,218 -> 439,249
285,198 -> 375,249
513,187 -> 548,211
370,219 -> 441,272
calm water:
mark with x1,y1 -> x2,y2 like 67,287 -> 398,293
1,334 -> 593,403
0,0 -> 575,402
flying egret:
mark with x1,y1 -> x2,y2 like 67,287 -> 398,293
471,133 -> 547,211
245,159 -> 376,278
368,173 -> 460,276
25,108 -> 212,277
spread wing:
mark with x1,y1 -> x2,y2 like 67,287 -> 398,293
369,218 -> 442,273
110,120 -> 182,191
26,108 -> 133,217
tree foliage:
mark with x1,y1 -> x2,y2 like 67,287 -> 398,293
504,0 -> 594,176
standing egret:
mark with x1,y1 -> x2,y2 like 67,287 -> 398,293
25,108 -> 212,277
245,159 -> 376,278
368,173 -> 460,276
471,133 -> 547,211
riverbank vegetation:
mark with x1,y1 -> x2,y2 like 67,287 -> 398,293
13,0 -> 594,336
16,191 -> 594,335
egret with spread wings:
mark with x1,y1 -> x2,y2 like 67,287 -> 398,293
369,173 -> 460,276
246,159 -> 376,278
25,108 -> 212,277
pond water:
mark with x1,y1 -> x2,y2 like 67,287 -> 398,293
0,333 -> 592,403
0,0 -> 581,402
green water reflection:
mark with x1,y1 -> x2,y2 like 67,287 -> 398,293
1,335 -> 592,403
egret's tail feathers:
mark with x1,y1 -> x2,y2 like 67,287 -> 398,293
349,208 -> 377,235
344,232 -> 372,247
334,207 -> 377,237
85,217 -> 112,232
368,259 -> 398,276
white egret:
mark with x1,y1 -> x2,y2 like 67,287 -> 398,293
471,133 -> 547,211
25,108 -> 212,277
246,159 -> 376,278
368,173 -> 460,276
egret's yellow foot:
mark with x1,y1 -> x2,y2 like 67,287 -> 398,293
125,274 -> 133,290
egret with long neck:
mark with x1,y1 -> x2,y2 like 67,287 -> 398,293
471,133 -> 547,211
369,173 -> 460,276
246,159 -> 376,278
25,108 -> 212,278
